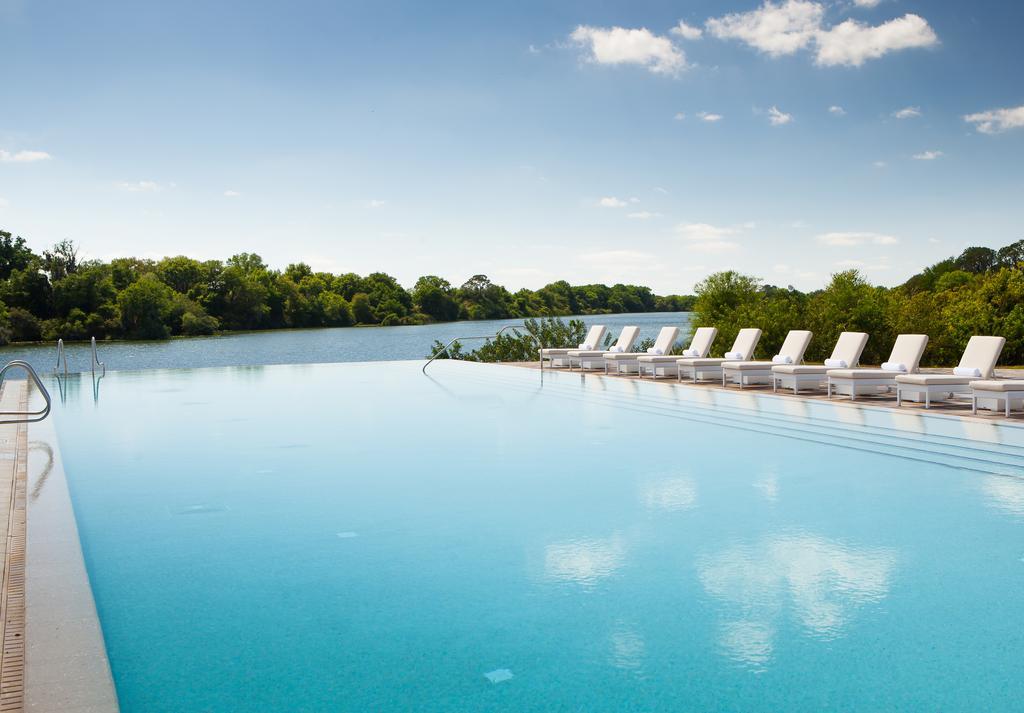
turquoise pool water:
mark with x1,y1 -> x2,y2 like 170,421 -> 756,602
51,361 -> 1024,711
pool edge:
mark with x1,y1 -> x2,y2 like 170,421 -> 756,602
25,399 -> 119,712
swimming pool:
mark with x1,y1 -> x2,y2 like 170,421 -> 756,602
49,360 -> 1024,711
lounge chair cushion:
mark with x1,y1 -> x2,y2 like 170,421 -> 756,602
970,380 -> 1024,393
830,332 -> 869,367
772,364 -> 829,375
638,354 -> 684,363
603,352 -> 642,361
613,326 -> 641,351
958,336 -> 1006,378
723,361 -> 775,371
885,334 -> 930,374
894,374 -> 972,386
730,328 -> 763,360
677,357 -> 727,367
827,368 -> 901,380
777,330 -> 813,363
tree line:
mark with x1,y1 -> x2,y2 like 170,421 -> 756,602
690,239 -> 1024,367
449,239 -> 1024,366
0,230 -> 693,344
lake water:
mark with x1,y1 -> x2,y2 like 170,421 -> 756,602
0,312 -> 691,373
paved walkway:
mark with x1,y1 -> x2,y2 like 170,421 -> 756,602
507,363 -> 1024,422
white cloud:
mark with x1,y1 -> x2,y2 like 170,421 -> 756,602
0,149 -> 52,163
853,0 -> 882,7
677,222 -> 743,252
570,25 -> 687,76
706,0 -> 823,57
698,111 -> 723,122
964,105 -> 1024,135
706,2 -> 937,67
366,199 -> 387,208
893,106 -> 921,119
815,14 -> 938,67
0,197 -> 8,210
627,211 -> 662,220
674,112 -> 686,121
912,150 -> 943,160
527,44 -> 541,55
817,231 -> 899,246
653,186 -> 669,194
828,105 -> 846,115
873,160 -> 887,168
768,106 -> 793,125
598,196 -> 627,208
223,189 -> 241,198
117,180 -> 161,192
671,20 -> 703,40
545,535 -> 626,585
580,250 -> 663,269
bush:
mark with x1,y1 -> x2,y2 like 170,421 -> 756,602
7,307 -> 41,342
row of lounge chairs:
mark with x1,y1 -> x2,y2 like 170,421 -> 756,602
540,325 -> 1024,417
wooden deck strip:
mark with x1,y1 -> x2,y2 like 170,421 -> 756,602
0,382 -> 28,712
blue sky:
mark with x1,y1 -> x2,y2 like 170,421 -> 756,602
1,0 -> 1022,294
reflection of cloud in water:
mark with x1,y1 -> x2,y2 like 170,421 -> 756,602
609,623 -> 645,670
545,535 -> 625,585
720,621 -> 774,669
698,534 -> 897,668
982,476 -> 1024,516
641,477 -> 697,512
754,471 -> 778,502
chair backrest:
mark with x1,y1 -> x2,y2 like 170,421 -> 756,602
583,325 -> 607,349
653,326 -> 680,354
887,334 -> 929,373
730,328 -> 762,359
958,336 -> 1006,378
777,330 -> 813,363
615,326 -> 640,351
688,327 -> 718,358
830,332 -> 869,367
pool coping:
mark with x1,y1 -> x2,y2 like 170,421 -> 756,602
23,391 -> 119,713
503,362 -> 1024,428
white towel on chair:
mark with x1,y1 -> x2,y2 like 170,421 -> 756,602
771,355 -> 792,364
647,347 -> 664,355
682,348 -> 700,357
608,345 -> 624,353
880,361 -> 906,372
953,366 -> 982,377
578,343 -> 593,350
823,358 -> 847,368
724,351 -> 744,360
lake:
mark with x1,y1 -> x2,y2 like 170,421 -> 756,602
0,312 -> 692,374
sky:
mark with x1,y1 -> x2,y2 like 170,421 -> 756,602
1,0 -> 1023,295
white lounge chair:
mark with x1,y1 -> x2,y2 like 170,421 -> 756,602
637,327 -> 717,379
540,324 -> 607,368
567,326 -> 640,371
970,380 -> 1024,417
771,332 -> 868,394
603,326 -> 679,375
896,336 -> 1006,408
676,328 -> 762,383
722,330 -> 813,388
826,334 -> 929,400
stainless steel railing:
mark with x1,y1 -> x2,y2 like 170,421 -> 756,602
422,325 -> 543,373
0,361 -> 52,425
91,337 -> 106,376
54,338 -> 68,376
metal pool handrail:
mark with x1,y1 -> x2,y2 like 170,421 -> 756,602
422,325 -> 543,373
0,361 -> 52,424
91,336 -> 106,376
54,338 -> 68,376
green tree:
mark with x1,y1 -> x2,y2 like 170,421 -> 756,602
117,274 -> 176,339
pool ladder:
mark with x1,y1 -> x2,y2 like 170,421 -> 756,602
423,325 -> 544,373
0,361 -> 52,424
53,336 -> 106,375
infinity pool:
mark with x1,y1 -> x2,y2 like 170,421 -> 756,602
52,361 -> 1024,711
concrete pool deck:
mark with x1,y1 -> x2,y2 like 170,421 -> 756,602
508,362 -> 1024,423
0,382 -> 118,713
